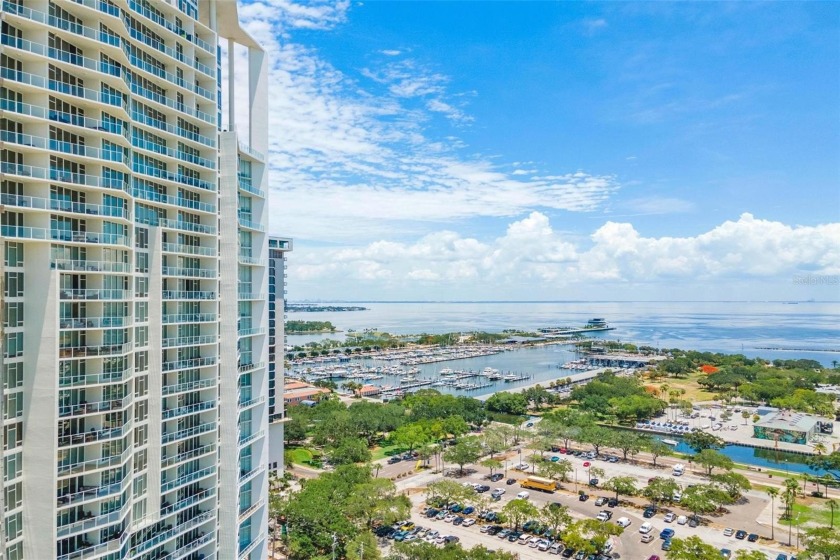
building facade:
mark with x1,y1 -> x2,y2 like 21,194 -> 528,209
0,0 -> 269,558
266,236 -> 290,475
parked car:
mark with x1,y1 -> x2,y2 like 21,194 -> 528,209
641,533 -> 655,543
388,456 -> 401,464
515,463 -> 530,471
489,473 -> 504,482
643,507 -> 657,518
452,516 -> 464,526
677,515 -> 688,525
516,491 -> 530,500
660,528 -> 675,540
579,493 -> 589,502
688,517 -> 699,528
748,533 -> 759,542
661,540 -> 672,551
616,517 -> 631,528
639,522 -> 653,534
720,549 -> 731,559
596,511 -> 612,522
607,497 -> 618,507
475,485 -> 490,493
506,478 -> 517,485
664,513 -> 676,523
595,496 -> 607,506
735,530 -> 747,540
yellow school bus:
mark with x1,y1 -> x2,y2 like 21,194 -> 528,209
519,475 -> 557,493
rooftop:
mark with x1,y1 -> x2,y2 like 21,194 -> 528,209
754,410 -> 821,433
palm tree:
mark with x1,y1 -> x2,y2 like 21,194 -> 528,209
828,499 -> 838,529
783,478 -> 800,545
814,442 -> 827,455
766,487 -> 779,540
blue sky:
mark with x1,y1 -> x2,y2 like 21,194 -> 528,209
231,1 -> 840,301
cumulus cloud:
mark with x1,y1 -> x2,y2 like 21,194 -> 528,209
222,1 -> 620,242
289,213 -> 840,296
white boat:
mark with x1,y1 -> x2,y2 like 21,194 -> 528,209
661,439 -> 679,446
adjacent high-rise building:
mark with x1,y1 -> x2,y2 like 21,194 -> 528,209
266,236 -> 290,475
0,1 -> 271,559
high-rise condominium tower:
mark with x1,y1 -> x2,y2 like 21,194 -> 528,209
0,0 -> 270,559
266,236 -> 290,475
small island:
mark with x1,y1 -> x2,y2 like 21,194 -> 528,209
286,304 -> 368,312
286,320 -> 340,334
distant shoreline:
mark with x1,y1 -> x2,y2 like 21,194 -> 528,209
287,329 -> 343,335
287,305 -> 368,312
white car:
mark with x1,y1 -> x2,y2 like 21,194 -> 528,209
516,491 -> 530,499
641,533 -> 655,543
723,527 -> 734,537
616,517 -> 631,528
673,491 -> 682,502
434,536 -> 446,545
462,518 -> 475,527
538,540 -> 551,551
664,512 -> 676,523
677,515 -> 688,525
639,522 -> 653,534
518,534 -> 530,545
515,463 -> 530,471
491,488 -> 505,498
443,514 -> 456,523
528,537 -> 541,548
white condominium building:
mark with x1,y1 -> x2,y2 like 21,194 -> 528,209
0,0 -> 271,559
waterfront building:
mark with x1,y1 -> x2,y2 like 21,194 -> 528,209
753,411 -> 821,445
0,0 -> 270,558
267,236 -> 291,474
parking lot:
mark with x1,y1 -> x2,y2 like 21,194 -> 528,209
387,449 -> 798,559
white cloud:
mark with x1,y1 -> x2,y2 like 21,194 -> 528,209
288,213 -> 840,297
380,49 -> 402,56
223,1 -> 620,242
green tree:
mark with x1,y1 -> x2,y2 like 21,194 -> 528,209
425,478 -> 473,508
284,416 -> 308,444
345,478 -> 410,529
665,536 -> 724,560
644,477 -> 681,507
442,415 -> 470,439
538,458 -> 573,483
646,439 -> 674,468
392,423 -> 431,455
734,551 -> 770,560
603,475 -> 638,502
710,471 -> 751,500
443,436 -> 483,475
480,458 -> 503,476
485,392 -> 529,415
827,499 -> 838,529
681,484 -> 727,520
799,526 -> 840,560
613,432 -> 646,461
694,449 -> 735,476
766,487 -> 779,541
501,498 -> 539,530
540,503 -> 572,537
683,431 -> 725,452
579,426 -> 616,456
345,531 -> 380,560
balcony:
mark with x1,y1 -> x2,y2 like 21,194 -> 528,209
59,316 -> 130,329
0,99 -> 129,140
159,487 -> 216,518
127,0 -> 214,53
131,138 -> 216,171
238,429 -> 265,448
56,530 -> 128,560
238,140 -> 265,162
161,356 -> 217,372
238,395 -> 266,411
238,327 -> 266,337
133,188 -> 217,215
158,218 -> 216,235
59,342 -> 132,359
129,510 -> 215,557
161,421 -> 216,444
238,175 -> 266,198
57,503 -> 129,538
161,290 -> 216,301
161,266 -> 217,279
58,369 -> 130,388
58,422 -> 131,448
161,313 -> 217,324
0,130 -> 128,165
0,162 -> 126,191
60,289 -> 130,301
57,447 -> 131,477
53,260 -> 132,274
0,66 -> 127,112
58,394 -> 132,418
56,474 -> 131,508
161,334 -> 217,348
238,465 -> 264,486
161,399 -> 216,420
133,164 -> 215,192
237,362 -> 265,374
160,442 -> 216,468
165,531 -> 214,560
131,111 -> 216,148
237,215 -> 266,233
161,243 -> 217,256
161,378 -> 216,396
161,465 -> 215,493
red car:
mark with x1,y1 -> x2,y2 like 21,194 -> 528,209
559,448 -> 568,454
648,556 -> 661,560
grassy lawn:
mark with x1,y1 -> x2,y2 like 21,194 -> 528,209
644,371 -> 717,402
371,443 -> 409,461
286,447 -> 319,466
784,499 -> 840,527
